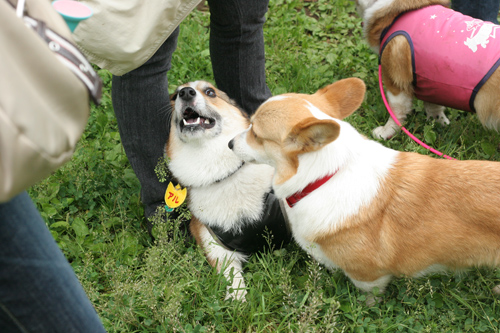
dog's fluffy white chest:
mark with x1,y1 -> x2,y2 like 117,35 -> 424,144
189,164 -> 274,232
169,125 -> 276,232
276,130 -> 400,269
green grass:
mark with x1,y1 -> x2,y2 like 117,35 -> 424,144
29,0 -> 500,331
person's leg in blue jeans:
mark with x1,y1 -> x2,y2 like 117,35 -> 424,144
111,1 -> 271,226
452,0 -> 500,23
0,192 -> 105,332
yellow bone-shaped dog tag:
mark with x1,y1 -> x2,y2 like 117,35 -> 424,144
164,182 -> 187,212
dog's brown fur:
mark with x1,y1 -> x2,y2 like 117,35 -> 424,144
230,78 -> 500,304
315,152 -> 500,283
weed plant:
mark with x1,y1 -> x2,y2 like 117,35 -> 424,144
30,0 -> 500,331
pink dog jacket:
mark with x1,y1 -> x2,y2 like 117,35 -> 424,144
380,5 -> 500,112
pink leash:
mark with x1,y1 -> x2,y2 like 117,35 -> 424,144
378,65 -> 455,160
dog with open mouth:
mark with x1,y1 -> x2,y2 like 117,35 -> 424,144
166,81 -> 292,301
355,0 -> 500,140
229,78 -> 500,305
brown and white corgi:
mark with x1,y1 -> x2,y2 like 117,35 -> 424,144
166,81 -> 291,301
355,0 -> 500,140
229,78 -> 500,304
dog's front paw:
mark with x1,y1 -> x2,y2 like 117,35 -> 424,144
372,125 -> 399,140
424,103 -> 449,126
225,287 -> 247,302
427,113 -> 450,126
365,293 -> 382,307
437,116 -> 450,126
493,285 -> 500,295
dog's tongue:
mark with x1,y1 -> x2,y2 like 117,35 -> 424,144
186,117 -> 200,124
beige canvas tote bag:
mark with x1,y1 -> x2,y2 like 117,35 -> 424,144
0,0 -> 101,202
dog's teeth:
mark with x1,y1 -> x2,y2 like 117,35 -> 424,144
204,119 -> 210,124
195,117 -> 201,124
183,119 -> 188,126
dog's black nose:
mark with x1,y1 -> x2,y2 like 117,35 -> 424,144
178,87 -> 196,101
228,139 -> 234,150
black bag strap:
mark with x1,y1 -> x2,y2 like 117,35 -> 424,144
22,15 -> 102,105
12,0 -> 102,105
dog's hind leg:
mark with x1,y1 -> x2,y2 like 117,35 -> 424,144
375,35 -> 414,140
424,102 -> 450,126
373,91 -> 413,140
473,69 -> 500,131
190,218 -> 248,301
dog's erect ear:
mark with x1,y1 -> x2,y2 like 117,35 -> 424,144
313,78 -> 366,119
284,117 -> 341,154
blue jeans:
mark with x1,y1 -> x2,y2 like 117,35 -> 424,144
112,0 -> 272,218
0,192 -> 105,332
452,0 -> 500,23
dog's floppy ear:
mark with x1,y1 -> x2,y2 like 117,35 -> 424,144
313,78 -> 366,119
284,117 -> 340,154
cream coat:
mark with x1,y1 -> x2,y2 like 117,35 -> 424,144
74,0 -> 201,76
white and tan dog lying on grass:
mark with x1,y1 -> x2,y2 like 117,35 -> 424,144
167,81 -> 291,301
229,78 -> 500,304
355,0 -> 500,140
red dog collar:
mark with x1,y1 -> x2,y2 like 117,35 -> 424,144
286,171 -> 337,208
